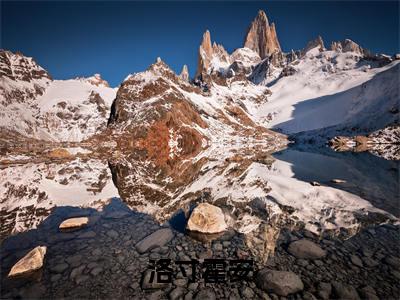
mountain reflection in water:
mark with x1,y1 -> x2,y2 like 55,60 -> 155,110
1,143 -> 398,263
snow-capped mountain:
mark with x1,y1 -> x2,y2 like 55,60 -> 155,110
0,50 -> 116,142
1,8 -> 399,239
189,10 -> 398,147
106,57 -> 286,160
0,9 -> 398,150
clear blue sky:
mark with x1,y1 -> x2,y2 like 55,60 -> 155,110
2,1 -> 399,87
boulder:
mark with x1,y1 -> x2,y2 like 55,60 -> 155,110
256,269 -> 303,296
59,217 -> 89,230
187,203 -> 227,234
135,228 -> 174,254
288,239 -> 326,259
8,246 -> 47,277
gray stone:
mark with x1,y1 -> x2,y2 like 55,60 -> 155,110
213,243 -> 223,251
90,267 -> 103,276
188,283 -> 198,291
92,248 -> 102,256
75,274 -> 90,284
184,292 -> 193,300
362,257 -> 379,268
169,287 -> 185,300
358,286 -> 379,300
303,292 -> 318,300
317,282 -> 332,300
70,265 -> 86,281
350,255 -> 363,267
106,229 -> 119,239
194,288 -> 216,300
51,274 -> 62,282
136,228 -> 174,254
256,269 -> 304,296
384,256 -> 400,269
288,239 -> 326,259
66,254 -> 83,267
332,282 -> 360,300
174,278 -> 188,287
77,231 -> 96,239
241,287 -> 255,298
50,262 -> 69,273
297,259 -> 308,267
146,290 -> 164,300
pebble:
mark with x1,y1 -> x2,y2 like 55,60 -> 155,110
106,230 -> 119,239
169,287 -> 185,300
350,255 -> 363,267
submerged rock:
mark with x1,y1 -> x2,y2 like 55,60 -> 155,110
8,246 -> 47,277
187,203 -> 227,234
135,228 -> 174,254
59,217 -> 89,230
256,269 -> 304,296
288,239 -> 326,259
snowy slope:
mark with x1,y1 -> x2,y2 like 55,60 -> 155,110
251,48 -> 399,134
0,50 -> 116,142
35,79 -> 116,141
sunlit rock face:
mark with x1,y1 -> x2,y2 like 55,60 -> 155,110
108,58 -> 207,162
195,30 -> 231,80
243,10 -> 281,59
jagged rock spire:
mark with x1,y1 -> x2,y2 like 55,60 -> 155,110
195,30 -> 230,78
195,30 -> 213,78
200,30 -> 213,59
180,65 -> 189,82
243,10 -> 281,59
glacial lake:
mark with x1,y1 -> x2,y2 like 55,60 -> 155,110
0,145 -> 399,298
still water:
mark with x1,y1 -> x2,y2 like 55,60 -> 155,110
0,145 -> 399,298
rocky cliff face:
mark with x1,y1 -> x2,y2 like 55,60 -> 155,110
243,10 -> 281,59
107,57 -> 285,162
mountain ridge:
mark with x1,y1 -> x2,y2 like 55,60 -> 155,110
0,10 -> 398,157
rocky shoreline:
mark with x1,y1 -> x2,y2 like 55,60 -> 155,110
1,200 -> 399,299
